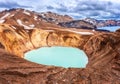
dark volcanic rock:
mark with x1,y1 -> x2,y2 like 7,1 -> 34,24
0,43 -> 4,48
38,11 -> 73,24
83,18 -> 120,27
59,20 -> 96,29
116,28 -> 120,32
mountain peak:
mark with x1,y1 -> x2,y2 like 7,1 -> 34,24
38,11 -> 73,24
0,8 -> 60,30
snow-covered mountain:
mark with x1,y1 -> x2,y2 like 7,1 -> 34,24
0,8 -> 59,30
83,18 -> 120,27
0,8 -> 96,30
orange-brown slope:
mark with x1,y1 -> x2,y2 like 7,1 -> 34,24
0,24 -> 92,57
0,27 -> 119,83
0,8 -> 60,30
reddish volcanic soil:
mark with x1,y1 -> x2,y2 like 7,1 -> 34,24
0,9 -> 119,84
0,30 -> 119,84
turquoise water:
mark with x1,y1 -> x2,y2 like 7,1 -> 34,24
24,47 -> 88,68
98,26 -> 120,32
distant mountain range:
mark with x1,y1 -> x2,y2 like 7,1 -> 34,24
82,18 -> 120,27
37,10 -> 120,29
0,8 -> 120,31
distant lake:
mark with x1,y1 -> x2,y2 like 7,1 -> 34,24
24,47 -> 88,68
97,26 -> 120,32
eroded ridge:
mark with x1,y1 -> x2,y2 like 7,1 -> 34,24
0,24 -> 120,83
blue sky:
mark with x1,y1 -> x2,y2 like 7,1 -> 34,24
0,0 -> 120,20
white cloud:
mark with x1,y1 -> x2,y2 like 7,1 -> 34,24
0,0 -> 120,19
100,0 -> 120,3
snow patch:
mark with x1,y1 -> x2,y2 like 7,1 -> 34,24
12,26 -> 16,29
23,10 -> 30,16
29,24 -> 35,28
0,13 -> 10,20
34,16 -> 37,20
92,29 -> 95,32
45,30 -> 54,32
41,13 -> 46,18
17,19 -> 33,29
68,30 -> 94,35
10,14 -> 15,17
26,30 -> 29,32
0,20 -> 5,23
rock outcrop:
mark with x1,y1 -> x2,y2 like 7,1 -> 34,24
59,20 -> 96,29
83,32 -> 120,83
0,23 -> 120,83
39,11 -> 73,24
0,8 -> 60,30
0,8 -> 97,30
83,17 -> 120,27
0,24 -> 91,57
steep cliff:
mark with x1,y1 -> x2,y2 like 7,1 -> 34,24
0,22 -> 119,83
0,24 -> 119,83
83,32 -> 120,83
0,24 -> 91,57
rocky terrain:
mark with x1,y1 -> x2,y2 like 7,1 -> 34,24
83,17 -> 120,27
0,23 -> 119,84
0,24 -> 92,57
0,8 -> 60,30
59,20 -> 96,29
1,8 -> 119,30
0,8 -> 96,30
0,9 -> 120,84
38,11 -> 73,24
